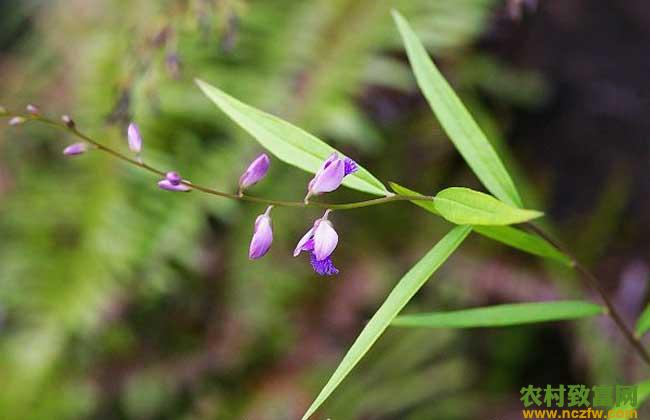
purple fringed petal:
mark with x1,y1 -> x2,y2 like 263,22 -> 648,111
158,179 -> 191,192
239,153 -> 271,189
309,253 -> 339,276
343,158 -> 358,176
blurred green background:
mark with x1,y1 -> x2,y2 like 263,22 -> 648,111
1,0 -> 649,419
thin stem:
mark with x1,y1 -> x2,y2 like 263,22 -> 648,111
9,113 -> 434,211
525,222 -> 650,367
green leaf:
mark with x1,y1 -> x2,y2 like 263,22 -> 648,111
301,225 -> 471,420
638,379 -> 650,406
392,10 -> 522,208
392,301 -> 605,328
389,182 -> 571,266
434,187 -> 542,226
635,304 -> 650,338
195,79 -> 388,196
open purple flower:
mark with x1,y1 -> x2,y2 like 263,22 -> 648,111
249,206 -> 274,260
305,152 -> 358,202
239,153 -> 270,192
127,122 -> 143,154
293,209 -> 339,276
158,171 -> 191,192
63,142 -> 88,156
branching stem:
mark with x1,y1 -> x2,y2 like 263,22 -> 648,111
5,111 -> 649,366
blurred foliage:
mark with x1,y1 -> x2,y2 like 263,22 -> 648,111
0,0 -> 646,419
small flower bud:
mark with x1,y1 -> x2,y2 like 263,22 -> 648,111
63,142 -> 88,156
26,104 -> 40,115
8,117 -> 26,126
61,115 -> 75,128
158,179 -> 191,192
127,122 -> 143,154
239,153 -> 270,191
165,171 -> 182,185
249,206 -> 274,260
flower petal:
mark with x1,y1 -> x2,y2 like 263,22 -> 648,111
309,158 -> 345,194
310,253 -> 339,276
343,158 -> 358,176
313,220 -> 338,261
293,227 -> 315,257
249,214 -> 273,259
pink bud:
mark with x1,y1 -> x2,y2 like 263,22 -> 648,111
63,142 -> 88,156
61,115 -> 75,128
239,153 -> 271,190
26,104 -> 39,115
127,122 -> 143,154
8,117 -> 25,126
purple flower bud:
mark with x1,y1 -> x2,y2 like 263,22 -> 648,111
61,115 -> 75,128
305,152 -> 359,200
239,153 -> 270,190
63,142 -> 88,156
8,117 -> 25,126
158,179 -> 191,192
293,209 -> 339,276
127,122 -> 143,154
249,206 -> 273,259
26,104 -> 39,115
166,171 -> 182,185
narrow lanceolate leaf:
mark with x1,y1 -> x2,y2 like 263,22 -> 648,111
434,187 -> 542,226
635,304 -> 650,337
301,225 -> 471,420
389,182 -> 571,266
196,79 -> 388,196
392,10 -> 522,208
638,379 -> 650,406
392,301 -> 605,328
472,225 -> 572,266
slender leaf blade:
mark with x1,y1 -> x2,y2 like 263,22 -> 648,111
392,10 -> 522,207
301,225 -> 471,420
390,182 -> 571,266
392,301 -> 605,328
636,304 -> 650,337
196,79 -> 388,196
434,187 -> 542,226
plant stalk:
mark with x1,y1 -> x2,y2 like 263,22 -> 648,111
525,222 -> 650,367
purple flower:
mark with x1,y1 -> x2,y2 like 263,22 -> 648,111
239,153 -> 270,192
63,142 -> 88,156
158,171 -> 190,192
249,206 -> 274,260
294,209 -> 340,276
127,122 -> 143,154
305,152 -> 358,201
26,104 -> 39,115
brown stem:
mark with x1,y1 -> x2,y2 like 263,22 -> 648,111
525,222 -> 650,366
